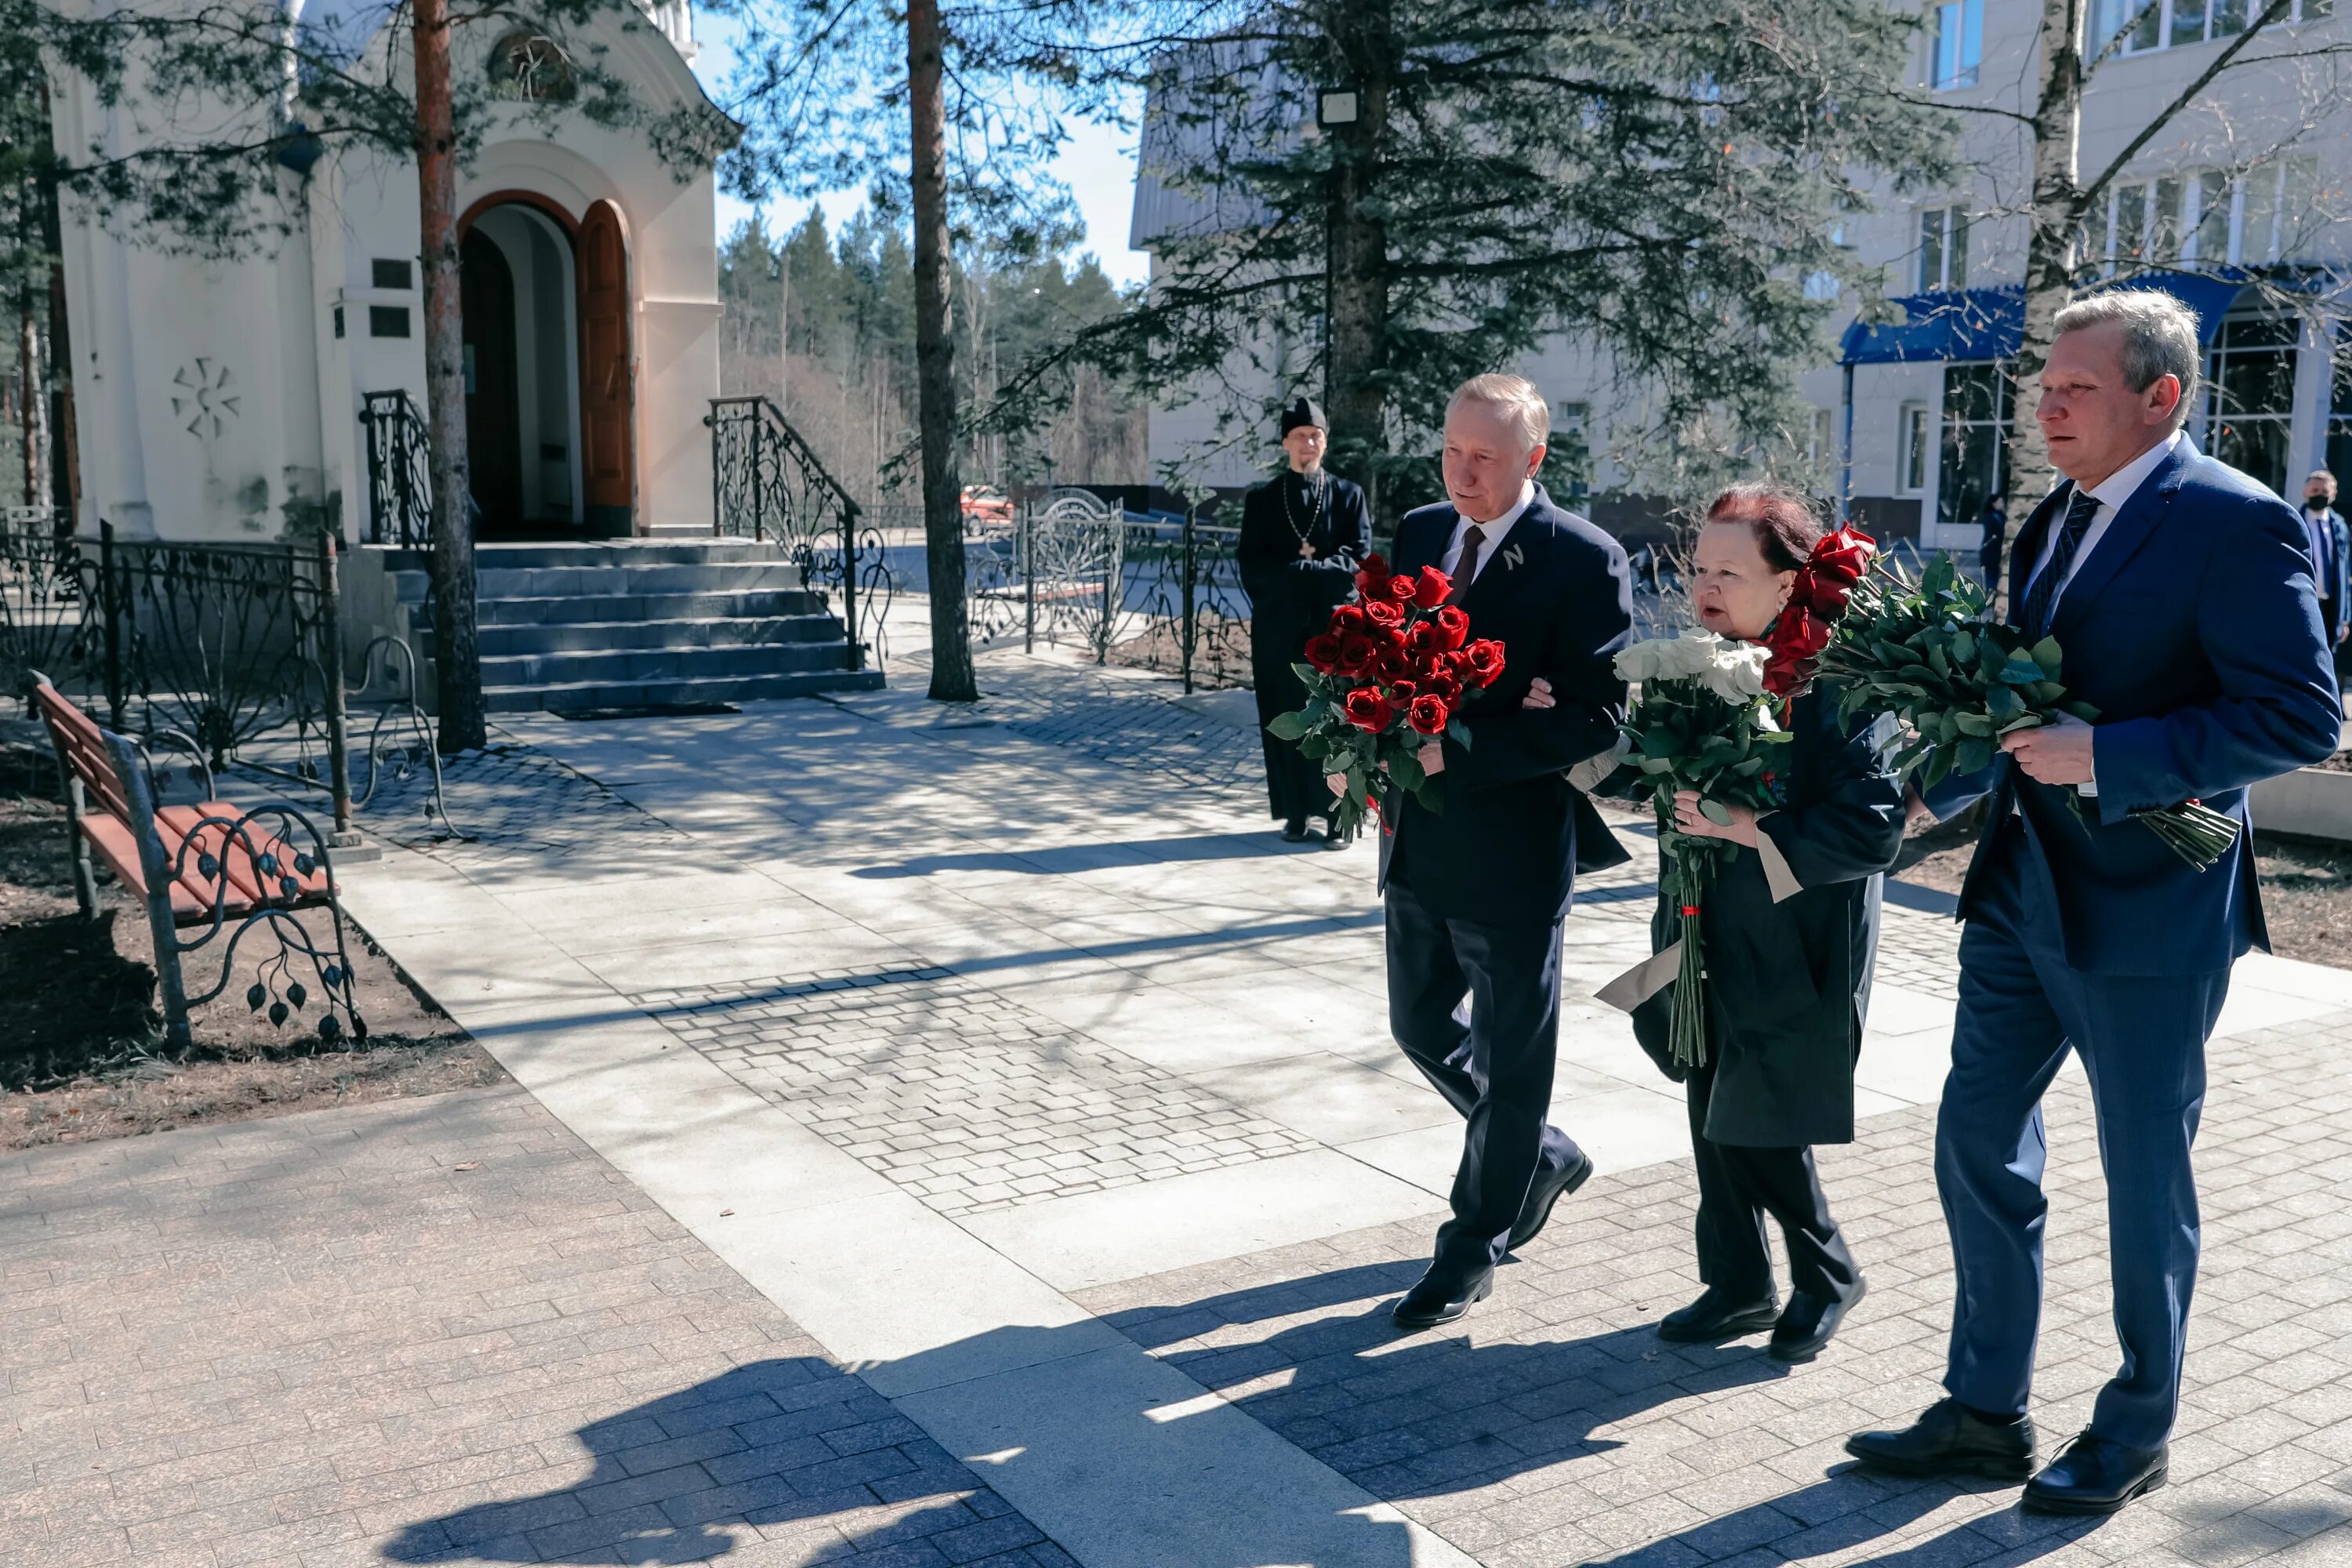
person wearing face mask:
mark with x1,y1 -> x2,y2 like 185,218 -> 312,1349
1531,484 -> 1905,1364
2301,470 -> 2349,681
1239,397 -> 1372,844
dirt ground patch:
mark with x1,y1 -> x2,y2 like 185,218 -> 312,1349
1895,804 -> 2351,971
0,735 -> 506,1149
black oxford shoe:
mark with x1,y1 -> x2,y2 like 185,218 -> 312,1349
1768,1279 -> 1865,1364
1392,1268 -> 1493,1332
1508,1149 -> 1595,1253
2023,1432 -> 2167,1515
1846,1397 -> 2036,1480
1657,1287 -> 1780,1344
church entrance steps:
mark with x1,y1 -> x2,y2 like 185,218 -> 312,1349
357,539 -> 880,715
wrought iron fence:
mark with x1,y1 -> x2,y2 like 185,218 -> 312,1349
0,506 -> 94,706
362,390 -> 433,548
706,395 -> 871,670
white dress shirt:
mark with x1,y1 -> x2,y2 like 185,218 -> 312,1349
2024,429 -> 2182,612
1442,481 -> 1536,583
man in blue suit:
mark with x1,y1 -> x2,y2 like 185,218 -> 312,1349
1848,294 -> 2343,1512
2300,470 -> 2350,676
1366,374 -> 1634,1330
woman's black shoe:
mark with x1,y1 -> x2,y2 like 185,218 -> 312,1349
1845,1397 -> 2037,1479
1768,1278 -> 1865,1363
1281,817 -> 1309,842
2023,1432 -> 2167,1515
1657,1288 -> 1780,1343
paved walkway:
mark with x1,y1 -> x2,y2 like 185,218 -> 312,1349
9,644 -> 2352,1566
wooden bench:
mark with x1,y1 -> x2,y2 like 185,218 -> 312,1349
32,676 -> 365,1049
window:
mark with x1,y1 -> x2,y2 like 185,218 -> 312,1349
1940,361 -> 2013,531
1919,206 -> 1969,291
367,305 -> 411,339
1930,0 -> 1984,89
2092,0 -> 2329,57
370,258 -> 413,291
1899,405 -> 1932,494
2205,315 -> 2299,497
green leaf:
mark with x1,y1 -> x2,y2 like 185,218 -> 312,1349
1266,711 -> 1308,741
1392,751 -> 1425,789
1447,719 -> 1472,752
1291,662 -> 1322,684
1638,757 -> 1675,775
2031,636 -> 2064,675
1951,628 -> 1976,663
1953,711 -> 1993,737
1700,799 -> 1733,826
1299,732 -> 1331,760
1957,738 -> 1994,775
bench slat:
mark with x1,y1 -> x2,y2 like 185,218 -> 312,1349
155,805 -> 331,911
78,815 -> 206,920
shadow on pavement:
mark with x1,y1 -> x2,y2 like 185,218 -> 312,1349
848,829 -> 1335,878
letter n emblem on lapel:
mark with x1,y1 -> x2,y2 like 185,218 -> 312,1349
1501,543 -> 1525,572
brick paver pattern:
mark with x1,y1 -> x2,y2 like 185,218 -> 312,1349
0,1088 -> 1074,1568
1072,1012 -> 2352,1568
631,965 -> 1320,1218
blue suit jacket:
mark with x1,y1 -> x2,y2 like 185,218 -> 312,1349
1377,485 -> 1634,924
1926,439 -> 2343,975
2307,505 -> 2351,638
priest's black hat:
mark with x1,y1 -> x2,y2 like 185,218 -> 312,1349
1278,397 -> 1327,437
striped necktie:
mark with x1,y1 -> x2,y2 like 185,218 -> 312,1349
2020,487 -> 2102,639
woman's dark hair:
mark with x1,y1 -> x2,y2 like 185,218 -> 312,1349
1704,483 -> 1823,573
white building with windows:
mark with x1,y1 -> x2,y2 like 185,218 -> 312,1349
1131,1 -> 2351,549
48,0 -> 728,546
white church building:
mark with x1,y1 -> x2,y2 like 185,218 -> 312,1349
50,0 -> 725,546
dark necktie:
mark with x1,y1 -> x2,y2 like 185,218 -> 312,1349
2020,487 -> 2102,639
1447,524 -> 1489,604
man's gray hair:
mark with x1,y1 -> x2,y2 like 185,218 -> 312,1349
2051,291 -> 2203,430
1447,373 -> 1551,456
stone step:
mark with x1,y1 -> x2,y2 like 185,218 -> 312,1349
446,589 -> 837,627
485,667 -> 884,714
477,641 -> 855,688
475,562 -> 818,598
365,539 -> 786,572
474,615 -> 847,657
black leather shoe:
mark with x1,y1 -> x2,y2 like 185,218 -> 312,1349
1281,818 -> 1309,843
1392,1268 -> 1493,1332
1657,1287 -> 1781,1343
1508,1149 -> 1595,1252
1317,818 -> 1348,850
2023,1432 -> 2167,1515
1846,1398 -> 2036,1479
1769,1279 -> 1865,1364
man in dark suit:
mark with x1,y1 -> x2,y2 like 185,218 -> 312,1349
1848,293 -> 2342,1512
2300,470 -> 2350,679
1368,373 -> 1635,1331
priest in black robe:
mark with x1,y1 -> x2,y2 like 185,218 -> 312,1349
1238,398 -> 1372,844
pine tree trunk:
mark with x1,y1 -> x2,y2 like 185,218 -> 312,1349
414,0 -> 485,752
1325,0 -> 1392,537
2002,0 -> 2089,617
907,0 -> 975,703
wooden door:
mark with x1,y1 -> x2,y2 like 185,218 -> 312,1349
459,229 -> 524,530
577,201 -> 634,535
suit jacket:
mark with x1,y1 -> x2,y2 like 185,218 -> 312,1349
1632,691 -> 1905,1147
1377,485 -> 1634,924
1926,439 -> 2343,975
2304,504 -> 2351,637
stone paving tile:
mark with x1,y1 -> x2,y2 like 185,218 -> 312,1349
1071,1011 -> 2352,1566
0,1088 -> 1069,1568
629,965 -> 1320,1217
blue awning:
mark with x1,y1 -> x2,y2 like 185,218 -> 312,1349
1838,271 -> 2254,366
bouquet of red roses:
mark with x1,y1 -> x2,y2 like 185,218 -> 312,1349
1265,554 -> 1506,837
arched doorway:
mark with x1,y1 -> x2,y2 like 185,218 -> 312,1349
577,201 -> 634,535
457,195 -> 598,537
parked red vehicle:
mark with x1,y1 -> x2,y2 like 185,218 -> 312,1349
960,485 -> 1014,524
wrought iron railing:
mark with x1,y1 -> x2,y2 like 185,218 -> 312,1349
0,506 -> 93,706
706,395 -> 870,670
362,389 -> 433,547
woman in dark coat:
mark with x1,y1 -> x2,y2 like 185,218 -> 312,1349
1537,484 -> 1904,1363
1238,397 -> 1372,844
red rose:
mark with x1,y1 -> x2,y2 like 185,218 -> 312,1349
1364,598 -> 1406,630
1352,554 -> 1392,597
1790,528 -> 1878,618
1403,620 -> 1442,659
1376,648 -> 1421,685
1762,606 -> 1835,697
1407,693 -> 1453,736
1461,639 -> 1506,688
1328,604 -> 1368,635
1387,678 -> 1418,702
1411,567 -> 1453,608
1342,688 -> 1396,732
1377,575 -> 1418,606
1431,605 -> 1470,651
1304,633 -> 1344,673
1337,632 -> 1379,672
1421,670 -> 1464,705
1370,621 -> 1409,650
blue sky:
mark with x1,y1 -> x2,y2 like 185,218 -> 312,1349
688,15 -> 1150,289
